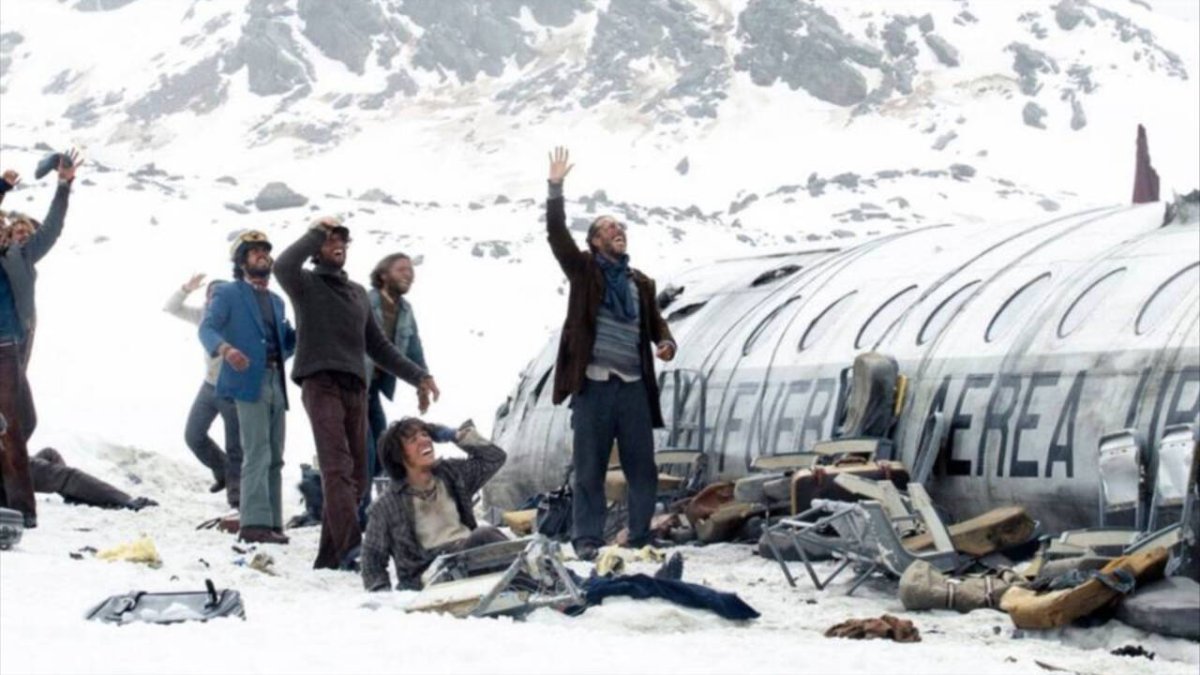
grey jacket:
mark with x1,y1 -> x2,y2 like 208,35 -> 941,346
360,434 -> 507,591
365,288 -> 427,401
0,183 -> 70,338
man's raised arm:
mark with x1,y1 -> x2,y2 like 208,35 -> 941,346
545,146 -> 586,280
25,151 -> 81,264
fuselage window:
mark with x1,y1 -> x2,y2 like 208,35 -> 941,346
667,301 -> 707,323
657,284 -> 685,310
986,272 -> 1052,343
1136,262 -> 1200,335
799,291 -> 857,351
751,264 -> 802,288
743,296 -> 803,355
1058,268 -> 1126,338
856,285 -> 919,349
918,280 -> 981,345
530,366 -> 554,404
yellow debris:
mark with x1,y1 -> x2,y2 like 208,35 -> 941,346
97,536 -> 162,568
594,545 -> 666,576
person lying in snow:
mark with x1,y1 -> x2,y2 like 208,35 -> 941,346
361,418 -> 507,591
32,447 -> 158,511
1,411 -> 156,511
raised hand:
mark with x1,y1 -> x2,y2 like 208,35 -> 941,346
182,273 -> 206,293
57,148 -> 83,183
2,169 -> 20,188
548,146 -> 574,184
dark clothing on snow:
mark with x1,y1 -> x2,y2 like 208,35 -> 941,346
361,434 -> 506,591
31,447 -> 134,508
579,573 -> 760,621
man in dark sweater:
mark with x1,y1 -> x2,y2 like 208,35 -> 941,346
544,147 -> 676,560
0,151 -> 80,528
275,216 -> 440,570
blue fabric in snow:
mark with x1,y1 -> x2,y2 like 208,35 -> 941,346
582,573 -> 760,621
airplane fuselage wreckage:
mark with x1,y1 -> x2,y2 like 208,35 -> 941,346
488,196 -> 1200,534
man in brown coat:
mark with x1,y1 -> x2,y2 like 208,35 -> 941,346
545,147 -> 676,560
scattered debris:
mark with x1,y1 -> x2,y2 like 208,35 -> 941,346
1109,645 -> 1154,660
825,614 -> 921,643
96,536 -> 162,568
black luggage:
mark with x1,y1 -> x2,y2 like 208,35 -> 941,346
85,579 -> 245,625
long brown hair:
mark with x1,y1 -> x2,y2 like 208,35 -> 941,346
377,417 -> 433,481
370,252 -> 411,290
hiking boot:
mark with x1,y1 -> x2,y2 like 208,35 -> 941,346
270,527 -> 290,544
22,513 -> 36,529
238,527 -> 288,545
208,476 -> 227,494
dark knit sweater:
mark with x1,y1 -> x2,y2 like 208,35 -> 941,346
274,228 -> 429,388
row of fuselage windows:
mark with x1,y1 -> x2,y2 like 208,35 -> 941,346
733,260 -> 1200,355
518,260 -> 1199,410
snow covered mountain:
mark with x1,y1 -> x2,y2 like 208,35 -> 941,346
0,0 -> 1196,472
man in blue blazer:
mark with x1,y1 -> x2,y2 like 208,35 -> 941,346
200,230 -> 296,545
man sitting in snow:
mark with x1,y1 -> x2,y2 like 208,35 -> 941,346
360,418 -> 507,591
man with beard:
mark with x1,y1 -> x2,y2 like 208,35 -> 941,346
1,151 -> 80,528
275,216 -> 439,570
200,231 -> 296,545
544,147 -> 676,560
362,253 -> 428,515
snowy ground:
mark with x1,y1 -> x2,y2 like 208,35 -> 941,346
2,462 -> 1198,675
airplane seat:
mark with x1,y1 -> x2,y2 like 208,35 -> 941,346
817,352 -> 900,464
841,352 -> 900,439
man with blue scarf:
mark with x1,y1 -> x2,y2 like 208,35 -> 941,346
544,147 -> 677,561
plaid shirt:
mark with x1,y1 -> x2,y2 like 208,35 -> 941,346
360,436 -> 506,591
